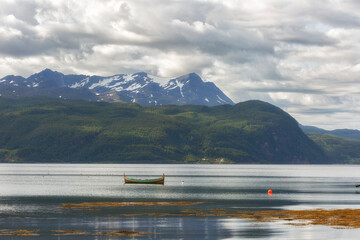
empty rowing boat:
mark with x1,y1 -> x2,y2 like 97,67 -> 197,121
124,173 -> 165,184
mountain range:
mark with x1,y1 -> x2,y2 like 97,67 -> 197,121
0,97 -> 328,164
299,125 -> 360,164
300,125 -> 360,141
0,69 -> 234,106
1,69 -> 359,164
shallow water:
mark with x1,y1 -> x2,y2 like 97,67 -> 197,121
0,164 -> 359,239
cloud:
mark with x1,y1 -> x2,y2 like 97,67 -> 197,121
0,0 -> 360,129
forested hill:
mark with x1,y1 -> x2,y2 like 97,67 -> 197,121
0,97 -> 329,164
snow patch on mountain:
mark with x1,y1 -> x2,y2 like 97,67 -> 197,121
89,75 -> 121,90
164,79 -> 186,97
177,81 -> 185,97
148,75 -> 171,87
70,77 -> 90,88
123,74 -> 134,83
0,69 -> 234,106
127,83 -> 145,91
217,95 -> 227,103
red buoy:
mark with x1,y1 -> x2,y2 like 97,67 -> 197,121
268,189 -> 273,195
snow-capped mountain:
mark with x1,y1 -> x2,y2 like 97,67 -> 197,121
0,69 -> 234,106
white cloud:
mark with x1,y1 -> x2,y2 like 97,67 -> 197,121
0,0 -> 360,129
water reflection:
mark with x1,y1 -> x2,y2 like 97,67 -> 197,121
2,214 -> 359,240
0,164 -> 359,239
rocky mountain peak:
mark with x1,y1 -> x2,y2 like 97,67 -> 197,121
0,70 -> 234,106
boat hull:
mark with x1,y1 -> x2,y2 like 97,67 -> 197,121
124,174 -> 165,184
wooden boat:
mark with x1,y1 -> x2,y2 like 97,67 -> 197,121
124,173 -> 165,184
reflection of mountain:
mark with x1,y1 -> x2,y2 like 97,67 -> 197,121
0,69 -> 234,106
0,97 -> 328,164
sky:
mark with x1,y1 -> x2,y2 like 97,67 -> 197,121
0,0 -> 360,130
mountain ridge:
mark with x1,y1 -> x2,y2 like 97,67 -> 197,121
0,69 -> 234,106
300,124 -> 360,141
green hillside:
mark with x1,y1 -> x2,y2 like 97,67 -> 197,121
307,133 -> 360,164
0,97 -> 329,164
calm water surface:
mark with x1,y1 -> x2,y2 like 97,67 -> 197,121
0,164 -> 359,239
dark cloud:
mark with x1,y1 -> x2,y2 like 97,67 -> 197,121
0,1 -> 39,25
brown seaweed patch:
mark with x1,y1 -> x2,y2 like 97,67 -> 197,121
120,213 -> 184,217
121,213 -> 144,217
179,208 -> 360,229
96,230 -> 152,237
53,230 -> 90,236
0,229 -> 39,236
61,201 -> 208,209
181,209 -> 226,217
237,209 -> 360,229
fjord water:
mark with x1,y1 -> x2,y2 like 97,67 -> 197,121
0,164 -> 359,239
